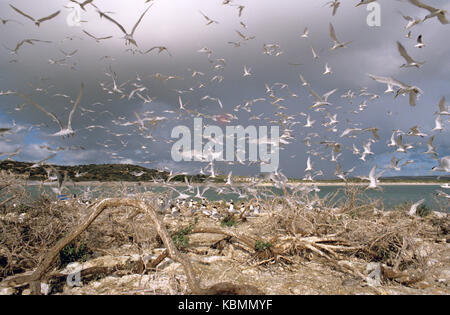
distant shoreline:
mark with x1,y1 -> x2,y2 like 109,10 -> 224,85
25,181 -> 448,187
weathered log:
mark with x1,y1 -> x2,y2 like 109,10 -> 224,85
2,198 -> 263,295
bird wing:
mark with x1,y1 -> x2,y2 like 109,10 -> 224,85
329,23 -> 339,42
437,13 -> 449,24
408,0 -> 438,13
100,11 -> 127,34
335,163 -> 342,174
83,30 -> 98,40
308,86 -> 322,102
409,90 -> 418,106
131,5 -> 153,36
299,74 -> 308,85
37,10 -> 60,23
368,74 -> 409,89
311,46 -> 318,58
19,94 -> 64,130
438,96 -> 446,112
236,30 -> 246,40
322,88 -> 338,101
332,3 -> 339,16
68,83 -> 84,128
397,41 -> 414,64
9,5 -> 35,22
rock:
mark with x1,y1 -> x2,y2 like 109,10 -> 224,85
41,283 -> 51,295
366,262 -> 382,287
21,288 -> 31,295
414,281 -> 431,289
0,287 -> 15,295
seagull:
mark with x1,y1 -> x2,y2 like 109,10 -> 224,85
408,0 -> 449,25
0,17 -> 22,25
236,30 -> 255,41
305,156 -> 313,172
97,5 -> 153,46
335,163 -> 354,181
435,97 -> 449,115
3,39 -> 52,55
407,126 -> 427,137
397,41 -> 424,68
424,136 -> 437,155
311,46 -> 319,60
140,46 -> 172,56
431,156 -> 450,172
395,134 -> 413,153
360,141 -> 374,161
226,171 -> 232,185
9,5 -> 60,27
82,30 -> 112,42
390,156 -> 403,171
325,1 -> 340,16
384,84 -> 395,94
30,153 -> 57,168
59,49 -> 78,58
69,0 -> 94,11
323,63 -> 333,75
304,115 -> 316,128
243,65 -> 252,77
171,204 -> 180,217
47,165 -> 68,195
431,115 -> 443,132
329,23 -> 352,50
399,11 -> 422,30
367,165 -> 384,190
415,35 -> 425,48
308,86 -> 338,110
301,27 -> 309,38
18,83 -> 84,138
199,10 -> 219,25
178,96 -> 188,110
436,191 -> 450,200
355,0 -> 377,7
0,148 -> 21,161
368,74 -> 423,106
408,199 -> 425,216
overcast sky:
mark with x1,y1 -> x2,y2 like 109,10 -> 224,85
0,0 -> 449,178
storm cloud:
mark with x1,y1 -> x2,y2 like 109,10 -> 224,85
0,0 -> 449,178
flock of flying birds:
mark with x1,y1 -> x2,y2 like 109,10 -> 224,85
0,0 -> 449,213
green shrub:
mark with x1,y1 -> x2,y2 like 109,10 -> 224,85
221,215 -> 237,228
58,240 -> 92,268
417,204 -> 432,217
255,240 -> 272,252
171,221 -> 197,249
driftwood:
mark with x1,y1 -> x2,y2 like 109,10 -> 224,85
4,198 -> 263,295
